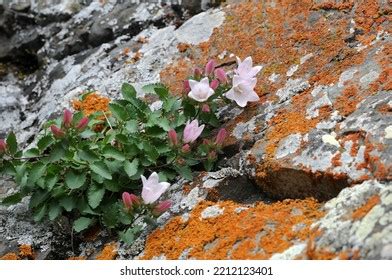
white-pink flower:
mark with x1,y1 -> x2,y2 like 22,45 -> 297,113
188,77 -> 214,102
235,56 -> 262,81
141,172 -> 170,204
183,119 -> 205,144
225,75 -> 259,107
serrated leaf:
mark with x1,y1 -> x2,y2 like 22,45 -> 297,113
104,179 -> 121,192
157,118 -> 170,131
124,158 -> 139,177
48,203 -> 62,221
90,162 -> 112,180
59,197 -> 76,212
78,149 -> 100,162
65,170 -> 86,189
6,132 -> 17,155
101,204 -> 119,228
176,165 -> 193,180
119,226 -> 142,245
73,217 -> 93,232
88,184 -> 105,209
109,103 -> 129,122
125,120 -> 138,133
28,162 -> 46,185
49,143 -> 65,162
1,192 -> 23,205
121,83 -> 137,100
141,83 -> 165,94
37,135 -> 55,151
103,146 -> 125,161
154,86 -> 169,100
24,148 -> 40,157
33,204 -> 47,222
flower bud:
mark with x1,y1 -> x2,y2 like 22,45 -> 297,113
168,129 -> 178,146
183,80 -> 191,93
210,79 -> 219,90
208,150 -> 217,160
202,104 -> 210,113
181,144 -> 191,153
0,139 -> 7,154
215,68 -> 227,83
205,59 -> 216,76
50,125 -> 65,138
122,192 -> 133,210
194,67 -> 202,79
76,117 -> 89,131
153,200 -> 172,216
215,128 -> 227,146
203,139 -> 210,145
63,109 -> 73,128
129,193 -> 141,207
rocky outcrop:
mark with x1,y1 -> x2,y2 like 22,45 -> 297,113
1,0 -> 391,260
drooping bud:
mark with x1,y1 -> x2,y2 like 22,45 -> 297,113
122,192 -> 133,210
76,117 -> 89,131
153,200 -> 172,216
215,128 -> 227,146
63,109 -> 73,128
205,59 -> 216,76
214,68 -> 227,83
201,104 -> 210,113
210,79 -> 219,90
181,144 -> 191,153
50,125 -> 65,138
0,139 -> 7,154
129,193 -> 141,207
194,67 -> 202,79
183,80 -> 191,93
168,129 -> 178,146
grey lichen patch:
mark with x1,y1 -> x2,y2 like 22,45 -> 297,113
201,205 -> 225,219
275,78 -> 310,102
355,205 -> 385,242
270,243 -> 306,260
276,133 -> 302,159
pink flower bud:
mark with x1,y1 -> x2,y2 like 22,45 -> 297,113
50,125 -> 65,138
0,139 -> 7,154
194,67 -> 202,79
181,144 -> 191,153
214,68 -> 227,83
210,79 -> 219,90
203,139 -> 210,145
208,150 -> 217,160
63,109 -> 73,128
202,104 -> 210,113
168,129 -> 178,146
215,128 -> 227,146
122,192 -> 133,210
153,200 -> 172,216
183,80 -> 191,93
129,194 -> 141,207
76,117 -> 89,131
205,59 -> 216,76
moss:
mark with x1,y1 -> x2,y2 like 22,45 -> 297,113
142,198 -> 324,260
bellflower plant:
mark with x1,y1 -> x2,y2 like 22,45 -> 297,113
1,55 -> 260,245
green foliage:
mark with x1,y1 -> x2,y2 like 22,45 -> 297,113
0,81 -> 228,245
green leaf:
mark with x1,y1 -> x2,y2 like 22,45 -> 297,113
73,217 -> 93,232
125,120 -> 138,133
37,135 -> 55,151
101,204 -> 119,228
157,118 -> 171,131
78,149 -> 100,162
103,146 -> 125,161
6,132 -> 17,155
48,203 -> 62,221
30,190 -> 49,208
176,165 -> 193,180
65,170 -> 86,189
154,86 -> 169,100
28,162 -> 46,185
121,83 -> 137,100
124,158 -> 139,177
141,83 -> 165,94
1,192 -> 23,205
88,184 -> 105,209
90,162 -> 112,180
33,204 -> 47,222
59,197 -> 76,212
109,103 -> 129,121
45,174 -> 59,190
119,226 -> 142,245
24,148 -> 40,157
104,180 -> 121,192
48,143 -> 65,162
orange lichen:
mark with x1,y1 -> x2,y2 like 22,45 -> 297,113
18,244 -> 34,259
142,199 -> 324,260
335,85 -> 362,117
352,195 -> 381,220
95,243 -> 118,260
331,153 -> 342,167
311,1 -> 354,11
177,43 -> 191,53
72,92 -> 111,117
0,253 -> 20,260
